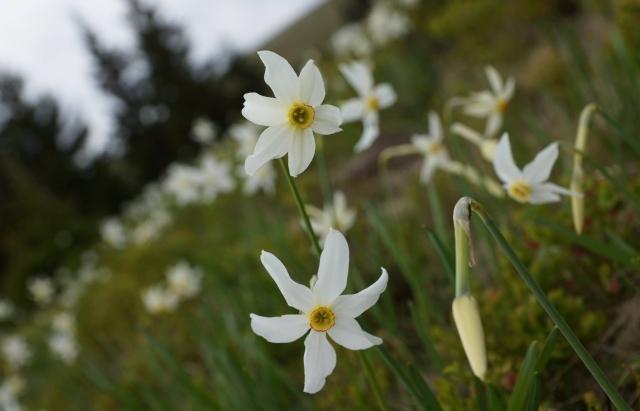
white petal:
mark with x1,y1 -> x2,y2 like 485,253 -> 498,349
332,268 -> 388,318
340,99 -> 366,122
428,111 -> 443,141
257,50 -> 299,103
354,115 -> 379,152
313,229 -> 349,305
303,331 -> 336,394
529,183 -> 580,204
312,105 -> 342,135
502,77 -> 516,100
242,93 -> 287,127
373,83 -> 396,108
420,158 -> 438,183
298,60 -> 325,106
484,112 -> 502,137
339,61 -> 373,96
287,129 -> 316,177
259,251 -> 314,312
485,65 -> 503,94
328,316 -> 382,350
245,125 -> 292,176
492,133 -> 522,183
522,142 -> 558,184
250,314 -> 310,343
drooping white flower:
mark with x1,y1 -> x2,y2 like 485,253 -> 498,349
340,61 -> 397,152
242,50 -> 342,177
238,163 -> 277,196
330,23 -> 372,58
166,261 -> 202,300
250,229 -> 388,394
410,112 -> 452,183
457,66 -> 515,137
48,332 -> 78,364
100,217 -> 127,248
198,155 -> 235,202
0,300 -> 15,321
1,337 -> 31,369
367,2 -> 411,46
450,122 -> 498,162
307,191 -> 357,242
163,164 -> 203,206
141,285 -> 178,314
27,277 -> 54,306
191,117 -> 218,145
493,133 -> 578,204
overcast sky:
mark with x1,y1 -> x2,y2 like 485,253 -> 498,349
0,0 -> 323,152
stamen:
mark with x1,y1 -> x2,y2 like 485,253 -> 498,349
288,103 -> 315,129
366,96 -> 379,111
496,99 -> 508,114
308,306 -> 336,332
508,181 -> 532,203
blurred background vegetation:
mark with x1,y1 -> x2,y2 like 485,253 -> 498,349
1,0 -> 639,409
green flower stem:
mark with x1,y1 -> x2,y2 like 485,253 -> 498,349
359,351 -> 390,411
454,221 -> 471,298
278,158 -> 321,255
464,198 -> 631,411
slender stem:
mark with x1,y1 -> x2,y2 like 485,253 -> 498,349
454,222 -> 470,297
315,137 -> 333,206
467,200 -> 631,411
359,351 -> 390,411
278,158 -> 321,255
376,346 -> 431,411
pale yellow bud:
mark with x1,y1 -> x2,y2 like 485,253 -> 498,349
452,294 -> 487,380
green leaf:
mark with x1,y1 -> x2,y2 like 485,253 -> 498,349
506,342 -> 540,411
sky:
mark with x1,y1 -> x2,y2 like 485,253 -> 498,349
0,0 -> 323,152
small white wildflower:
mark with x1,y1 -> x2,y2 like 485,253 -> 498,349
48,333 -> 78,364
1,337 -> 31,369
230,122 -> 261,159
100,218 -> 127,248
250,230 -> 388,394
340,61 -> 397,152
450,122 -> 498,162
27,277 -> 54,306
367,2 -> 411,46
330,23 -> 372,58
130,209 -> 172,245
198,155 -> 235,202
410,112 -> 453,183
163,164 -> 203,206
52,312 -> 75,334
191,117 -> 218,145
166,261 -> 203,300
307,191 -> 357,242
241,50 -> 342,177
238,163 -> 277,196
142,285 -> 178,314
493,133 -> 579,204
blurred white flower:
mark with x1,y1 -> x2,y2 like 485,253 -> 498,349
241,50 -> 342,177
52,312 -> 75,334
131,209 -> 172,245
163,164 -> 203,206
100,217 -> 127,248
0,300 -> 15,321
330,23 -> 372,58
307,191 -> 356,242
238,163 -> 277,196
493,133 -> 578,204
457,66 -> 515,136
367,2 -> 411,46
450,122 -> 498,162
0,375 -> 24,411
142,285 -> 178,314
198,155 -> 235,202
411,112 -> 452,183
1,337 -> 31,369
166,261 -> 202,300
230,122 -> 261,159
191,117 -> 218,145
339,61 -> 397,152
48,332 -> 78,365
250,230 -> 388,394
27,277 -> 54,306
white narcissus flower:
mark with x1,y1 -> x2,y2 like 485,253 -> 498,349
450,122 -> 498,162
238,163 -> 277,196
307,191 -> 357,242
251,230 -> 388,394
366,2 -> 411,46
1,336 -> 31,369
339,61 -> 396,152
230,121 -> 261,159
141,285 -> 178,314
52,312 -> 75,334
198,155 -> 235,202
131,209 -> 172,245
48,332 -> 78,364
493,133 -> 579,204
27,277 -> 54,306
0,375 -> 24,411
242,51 -> 342,177
191,117 -> 218,145
166,261 -> 202,300
163,164 -> 203,206
459,66 -> 515,137
100,217 -> 127,248
410,112 -> 452,183
330,23 -> 372,58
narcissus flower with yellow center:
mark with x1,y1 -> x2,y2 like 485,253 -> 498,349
242,51 -> 342,177
250,229 -> 388,394
339,61 -> 396,152
493,134 -> 578,204
410,112 -> 452,183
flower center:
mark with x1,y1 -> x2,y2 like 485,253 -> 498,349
428,142 -> 444,155
308,306 -> 335,332
365,95 -> 379,111
508,180 -> 532,203
288,103 -> 315,129
496,98 -> 508,114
